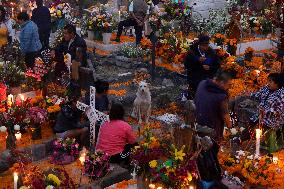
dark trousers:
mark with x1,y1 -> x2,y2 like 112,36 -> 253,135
39,30 -> 50,49
116,18 -> 143,45
25,51 -> 39,68
109,143 -> 138,166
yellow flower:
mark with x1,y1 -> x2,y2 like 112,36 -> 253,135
57,10 -> 62,17
47,98 -> 52,103
174,145 -> 186,161
149,160 -> 158,168
47,174 -> 61,186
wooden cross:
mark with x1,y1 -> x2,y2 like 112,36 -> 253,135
76,86 -> 109,146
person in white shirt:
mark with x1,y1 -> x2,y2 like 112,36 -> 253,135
114,0 -> 149,45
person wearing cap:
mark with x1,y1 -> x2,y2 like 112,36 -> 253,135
194,71 -> 232,142
184,34 -> 220,97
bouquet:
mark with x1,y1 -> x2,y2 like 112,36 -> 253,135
212,33 -> 226,46
27,106 -> 48,124
49,2 -> 71,20
50,138 -> 80,165
0,61 -> 25,88
84,150 -> 110,179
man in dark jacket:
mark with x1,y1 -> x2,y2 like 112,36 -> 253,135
52,24 -> 87,76
31,0 -> 51,49
194,71 -> 232,142
184,35 -> 220,97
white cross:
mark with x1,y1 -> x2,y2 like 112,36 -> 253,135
76,86 -> 109,146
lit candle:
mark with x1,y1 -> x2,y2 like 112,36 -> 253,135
7,94 -> 14,107
157,187 -> 162,189
15,132 -> 22,140
189,186 -> 194,189
20,7 -> 23,12
79,153 -> 86,165
255,129 -> 262,157
255,70 -> 260,76
118,10 -> 121,22
273,157 -> 279,164
19,94 -> 24,102
11,8 -> 14,18
149,184 -> 155,189
13,172 -> 18,189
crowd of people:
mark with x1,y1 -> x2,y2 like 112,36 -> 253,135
1,0 -> 284,188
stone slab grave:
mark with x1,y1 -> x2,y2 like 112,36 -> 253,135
85,39 -> 134,52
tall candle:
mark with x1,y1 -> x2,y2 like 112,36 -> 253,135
118,11 -> 121,22
11,8 -> 14,18
7,94 -> 14,107
256,129 -> 262,157
20,7 -> 23,12
149,184 -> 155,189
79,152 -> 86,165
15,132 -> 22,140
13,172 -> 18,189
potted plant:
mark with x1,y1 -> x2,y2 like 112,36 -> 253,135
27,106 -> 48,140
50,138 -> 80,165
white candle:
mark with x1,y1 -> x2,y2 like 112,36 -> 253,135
7,94 -> 14,107
149,184 -> 155,189
118,11 -> 121,22
189,186 -> 194,189
157,187 -> 162,189
12,8 -> 14,17
256,129 -> 262,157
15,132 -> 22,140
255,70 -> 260,77
13,172 -> 18,189
20,7 -> 23,12
19,94 -> 24,102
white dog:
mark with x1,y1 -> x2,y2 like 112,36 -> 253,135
132,81 -> 152,124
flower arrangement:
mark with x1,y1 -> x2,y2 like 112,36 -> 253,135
219,150 -> 282,187
50,138 -> 80,165
212,33 -> 226,46
225,38 -> 238,55
131,128 -> 198,188
221,56 -> 245,78
149,14 -> 161,32
49,2 -> 71,20
120,44 -> 145,58
163,2 -> 190,20
0,61 -> 25,88
27,106 -> 48,124
83,150 -> 110,179
25,57 -> 49,82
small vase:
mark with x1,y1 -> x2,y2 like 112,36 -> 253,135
31,124 -> 42,140
102,33 -> 112,44
6,132 -> 16,150
87,30 -> 95,40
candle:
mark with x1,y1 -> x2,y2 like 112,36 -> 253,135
118,10 -> 121,22
20,7 -> 23,12
19,94 -> 24,102
79,153 -> 86,165
157,187 -> 162,189
7,94 -> 14,107
13,172 -> 18,189
255,129 -> 262,157
149,184 -> 155,189
255,70 -> 260,76
189,186 -> 194,189
15,132 -> 22,140
11,8 -> 14,18
273,157 -> 279,164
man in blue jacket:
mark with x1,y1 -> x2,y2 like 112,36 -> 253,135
17,12 -> 42,68
32,0 -> 51,49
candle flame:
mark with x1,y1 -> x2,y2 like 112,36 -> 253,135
19,94 -> 24,101
15,132 -> 22,140
273,157 -> 279,164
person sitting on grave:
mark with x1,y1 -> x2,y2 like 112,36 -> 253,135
250,73 -> 284,129
113,0 -> 150,45
51,24 -> 87,76
96,103 -> 137,168
54,94 -> 89,145
195,125 -> 229,189
184,34 -> 220,97
194,71 -> 232,142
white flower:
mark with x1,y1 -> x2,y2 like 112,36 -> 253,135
236,150 -> 245,157
235,155 -> 240,159
14,124 -> 20,131
230,128 -> 238,135
247,155 -> 254,160
240,127 -> 245,132
46,186 -> 54,189
0,126 -> 7,132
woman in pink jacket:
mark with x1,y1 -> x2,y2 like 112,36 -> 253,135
96,103 -> 137,167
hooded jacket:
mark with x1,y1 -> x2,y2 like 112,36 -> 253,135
194,79 -> 228,141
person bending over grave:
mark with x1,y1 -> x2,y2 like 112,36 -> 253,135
114,0 -> 149,45
51,24 -> 87,76
194,71 -> 232,142
195,125 -> 229,189
54,95 -> 89,145
96,103 -> 137,168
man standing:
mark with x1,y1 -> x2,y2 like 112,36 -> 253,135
17,12 -> 42,68
184,35 -> 220,97
114,0 -> 149,45
52,24 -> 87,76
194,71 -> 232,142
31,0 -> 51,49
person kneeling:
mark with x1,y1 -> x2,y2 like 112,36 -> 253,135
54,96 -> 88,145
96,103 -> 137,168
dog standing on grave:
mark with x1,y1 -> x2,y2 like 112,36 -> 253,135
132,81 -> 152,124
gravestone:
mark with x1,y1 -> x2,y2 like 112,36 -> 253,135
189,0 -> 227,18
